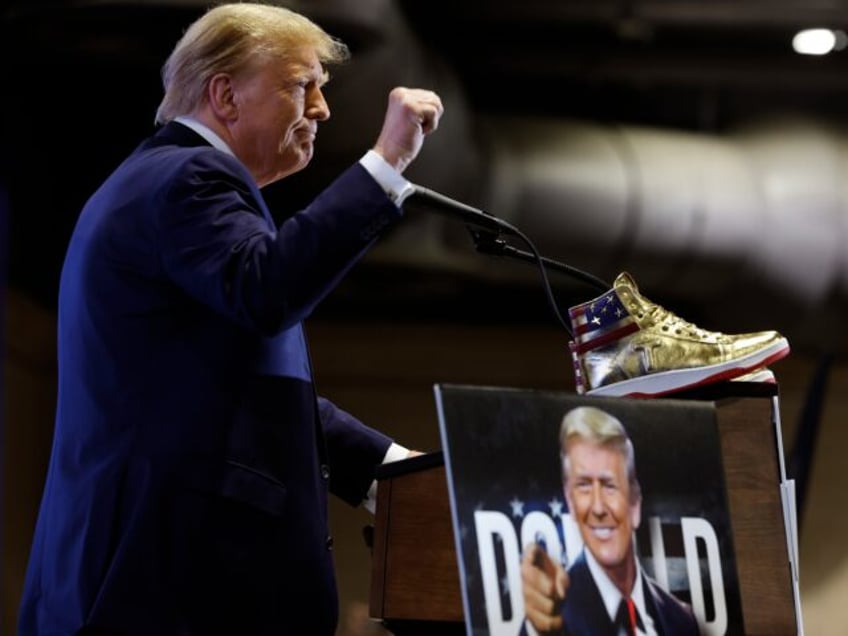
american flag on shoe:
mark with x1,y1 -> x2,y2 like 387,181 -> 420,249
569,290 -> 639,355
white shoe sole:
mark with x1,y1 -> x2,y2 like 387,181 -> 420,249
586,337 -> 790,398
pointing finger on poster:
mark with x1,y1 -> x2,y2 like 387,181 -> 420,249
521,541 -> 569,635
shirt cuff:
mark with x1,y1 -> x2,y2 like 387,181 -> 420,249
359,150 -> 416,206
363,442 -> 410,514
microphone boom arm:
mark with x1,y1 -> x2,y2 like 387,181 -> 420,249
406,183 -> 611,338
469,229 -> 610,294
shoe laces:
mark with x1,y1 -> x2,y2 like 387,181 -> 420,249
639,300 -> 715,340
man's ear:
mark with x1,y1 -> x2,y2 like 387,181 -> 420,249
207,73 -> 238,121
630,497 -> 642,531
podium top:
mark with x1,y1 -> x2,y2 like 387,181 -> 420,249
664,378 -> 778,400
375,450 -> 445,481
374,379 -> 776,485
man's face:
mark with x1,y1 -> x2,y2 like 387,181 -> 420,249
564,440 -> 641,578
228,46 -> 330,186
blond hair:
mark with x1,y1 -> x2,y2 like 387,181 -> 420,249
559,406 -> 642,503
155,3 -> 349,124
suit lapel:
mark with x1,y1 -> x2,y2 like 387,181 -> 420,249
567,554 -> 621,636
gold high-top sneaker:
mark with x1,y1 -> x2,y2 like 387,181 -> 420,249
568,272 -> 790,397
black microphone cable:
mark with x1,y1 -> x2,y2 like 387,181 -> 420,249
465,221 -> 609,339
405,185 -> 611,339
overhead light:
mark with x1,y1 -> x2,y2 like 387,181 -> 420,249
792,28 -> 844,55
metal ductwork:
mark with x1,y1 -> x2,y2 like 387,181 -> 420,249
463,116 -> 848,338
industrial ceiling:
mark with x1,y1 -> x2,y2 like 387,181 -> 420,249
4,0 -> 848,353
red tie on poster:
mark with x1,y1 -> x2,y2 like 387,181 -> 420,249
626,597 -> 638,636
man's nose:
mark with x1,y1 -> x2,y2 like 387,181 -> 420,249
307,87 -> 330,121
589,483 -> 606,515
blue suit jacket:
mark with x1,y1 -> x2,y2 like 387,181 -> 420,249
521,552 -> 699,636
19,122 -> 400,635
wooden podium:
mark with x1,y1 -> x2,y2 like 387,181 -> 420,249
369,388 -> 798,635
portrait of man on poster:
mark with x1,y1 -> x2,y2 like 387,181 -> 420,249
520,406 -> 699,636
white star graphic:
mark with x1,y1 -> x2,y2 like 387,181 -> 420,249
548,497 -> 563,516
509,497 -> 525,519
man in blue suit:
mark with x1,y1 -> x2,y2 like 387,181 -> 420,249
18,4 -> 443,634
520,407 -> 699,635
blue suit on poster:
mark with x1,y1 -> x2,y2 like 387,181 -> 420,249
18,122 -> 398,635
520,551 -> 699,636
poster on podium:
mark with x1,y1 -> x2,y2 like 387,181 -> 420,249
435,383 -> 743,636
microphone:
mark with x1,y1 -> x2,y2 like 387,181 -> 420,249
405,184 -> 514,235
402,182 -> 609,335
